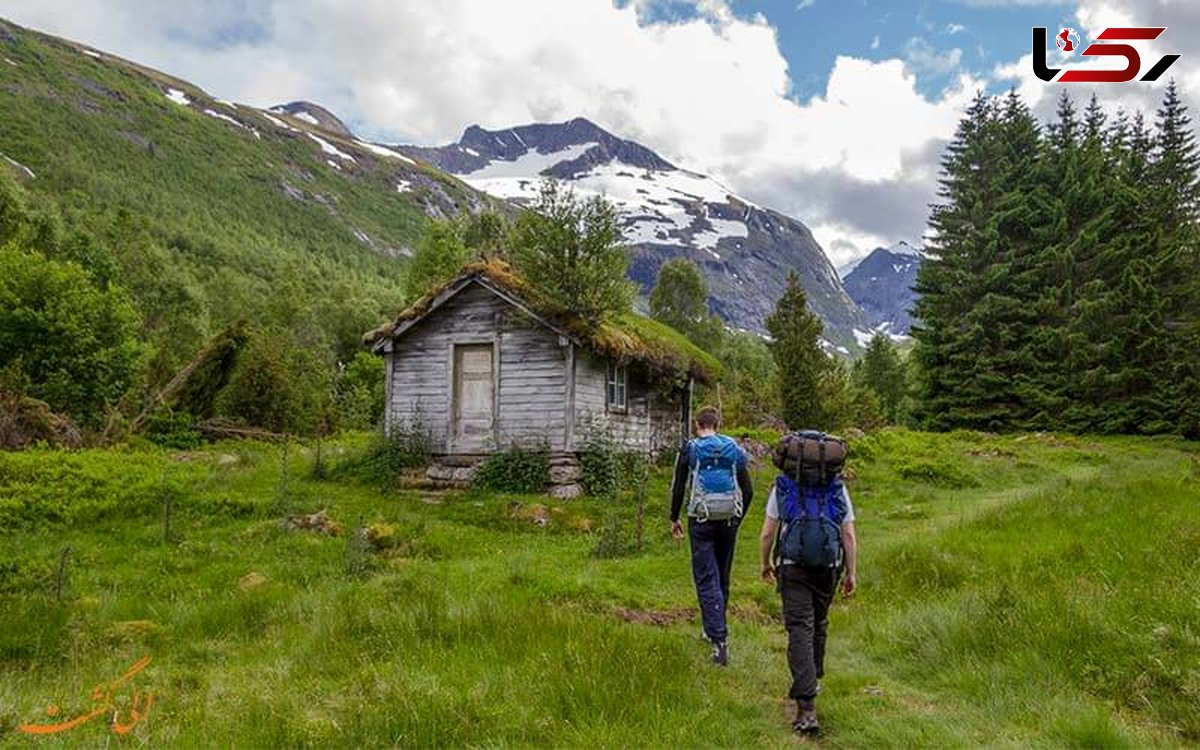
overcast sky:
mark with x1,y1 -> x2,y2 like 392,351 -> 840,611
1,0 -> 1196,266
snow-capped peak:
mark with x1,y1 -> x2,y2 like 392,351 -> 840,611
398,118 -> 869,341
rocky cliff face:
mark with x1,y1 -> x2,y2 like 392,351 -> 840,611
401,118 -> 867,345
841,241 -> 922,336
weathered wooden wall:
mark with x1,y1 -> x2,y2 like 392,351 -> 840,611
386,282 -> 570,453
572,350 -> 682,456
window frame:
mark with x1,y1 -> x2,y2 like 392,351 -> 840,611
605,362 -> 628,413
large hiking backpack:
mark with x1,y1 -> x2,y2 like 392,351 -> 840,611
772,430 -> 847,484
774,431 -> 848,568
685,435 -> 744,522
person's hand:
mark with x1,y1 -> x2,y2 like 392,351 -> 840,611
761,564 -> 775,584
841,573 -> 857,599
671,520 -> 684,541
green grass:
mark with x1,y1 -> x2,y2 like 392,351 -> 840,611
1,429 -> 1197,747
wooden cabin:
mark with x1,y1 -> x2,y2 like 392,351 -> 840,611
364,262 -> 718,496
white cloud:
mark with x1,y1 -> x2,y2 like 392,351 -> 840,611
796,0 -> 816,9
0,0 -> 1051,265
870,34 -> 881,50
945,23 -> 967,34
904,37 -> 965,75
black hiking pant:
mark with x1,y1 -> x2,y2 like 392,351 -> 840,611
779,564 -> 838,701
688,517 -> 741,643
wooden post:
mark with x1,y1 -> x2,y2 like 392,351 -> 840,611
680,378 -> 693,444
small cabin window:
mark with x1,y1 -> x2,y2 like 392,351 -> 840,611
606,363 -> 628,412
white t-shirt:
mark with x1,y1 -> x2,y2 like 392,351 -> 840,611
765,484 -> 855,523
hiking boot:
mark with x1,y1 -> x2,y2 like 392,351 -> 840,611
710,640 -> 728,666
792,700 -> 819,734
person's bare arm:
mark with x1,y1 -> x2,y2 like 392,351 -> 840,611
841,520 -> 857,598
759,516 -> 779,583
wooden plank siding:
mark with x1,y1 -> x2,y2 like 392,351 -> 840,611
387,282 -> 570,453
573,350 -> 682,455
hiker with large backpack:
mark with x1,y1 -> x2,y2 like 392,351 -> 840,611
669,406 -> 754,666
759,431 -> 858,735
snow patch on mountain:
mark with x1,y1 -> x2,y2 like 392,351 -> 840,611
694,216 -> 749,251
164,88 -> 190,106
307,133 -> 356,163
462,142 -> 598,192
203,108 -> 244,129
355,139 -> 416,164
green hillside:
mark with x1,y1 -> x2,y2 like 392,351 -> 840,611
0,18 -> 495,369
2,430 -> 1196,746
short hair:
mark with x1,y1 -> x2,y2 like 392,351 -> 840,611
695,406 -> 721,430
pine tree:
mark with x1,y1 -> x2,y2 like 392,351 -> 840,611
913,93 -> 1002,429
1150,81 -> 1200,436
914,83 -> 1200,437
765,270 -> 832,429
853,334 -> 908,423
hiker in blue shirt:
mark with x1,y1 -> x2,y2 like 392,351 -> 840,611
669,406 -> 754,666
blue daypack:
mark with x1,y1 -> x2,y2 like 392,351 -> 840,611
685,435 -> 744,522
776,473 -> 847,569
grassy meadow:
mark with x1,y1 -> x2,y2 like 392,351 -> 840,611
1,430 -> 1198,748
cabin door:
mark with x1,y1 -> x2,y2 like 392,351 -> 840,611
452,343 -> 495,451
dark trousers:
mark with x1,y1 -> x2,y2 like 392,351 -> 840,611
688,517 -> 741,643
779,565 -> 837,701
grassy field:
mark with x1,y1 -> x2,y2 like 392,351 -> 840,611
1,430 -> 1198,747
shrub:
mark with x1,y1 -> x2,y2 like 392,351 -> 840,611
0,245 -> 143,427
893,456 -> 980,489
215,328 -> 333,436
143,410 -> 203,449
335,351 -> 384,430
579,426 -> 621,498
330,418 -> 434,485
591,511 -> 634,559
473,444 -> 550,494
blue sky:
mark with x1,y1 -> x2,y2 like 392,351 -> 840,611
633,0 -> 1079,100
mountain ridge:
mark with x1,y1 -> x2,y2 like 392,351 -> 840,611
401,118 -> 868,346
842,242 -> 922,336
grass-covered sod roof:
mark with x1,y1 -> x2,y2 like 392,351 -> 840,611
365,261 -> 720,385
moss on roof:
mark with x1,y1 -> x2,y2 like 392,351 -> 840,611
364,260 -> 720,385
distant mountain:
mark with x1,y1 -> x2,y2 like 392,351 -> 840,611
269,101 -> 353,138
401,118 -> 868,345
841,241 -> 922,336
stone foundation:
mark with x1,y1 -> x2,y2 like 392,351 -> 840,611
418,452 -> 583,497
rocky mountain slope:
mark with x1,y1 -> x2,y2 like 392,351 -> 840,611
402,118 -> 868,345
841,241 -> 922,336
